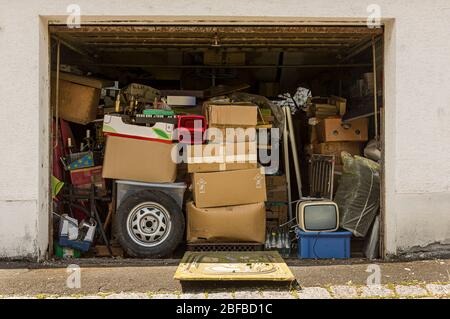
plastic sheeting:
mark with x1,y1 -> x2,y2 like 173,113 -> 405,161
334,152 -> 380,237
273,87 -> 312,115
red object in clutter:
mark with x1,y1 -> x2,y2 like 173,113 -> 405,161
70,166 -> 105,189
177,115 -> 206,144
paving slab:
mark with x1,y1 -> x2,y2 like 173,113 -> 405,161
297,287 -> 331,299
105,292 -> 148,299
395,285 -> 428,297
180,292 -> 207,299
425,284 -> 450,296
361,285 -> 395,298
206,291 -> 233,299
150,293 -> 179,299
261,290 -> 296,299
330,285 -> 358,298
234,290 -> 263,299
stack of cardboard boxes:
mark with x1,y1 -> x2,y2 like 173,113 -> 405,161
265,175 -> 289,229
307,97 -> 369,193
186,103 -> 267,244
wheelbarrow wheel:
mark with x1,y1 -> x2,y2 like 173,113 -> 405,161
114,190 -> 184,258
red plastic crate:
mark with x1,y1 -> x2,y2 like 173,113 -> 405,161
177,115 -> 206,144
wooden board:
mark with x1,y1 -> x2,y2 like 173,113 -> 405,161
174,251 -> 294,282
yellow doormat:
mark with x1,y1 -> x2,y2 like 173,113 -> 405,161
174,251 -> 295,281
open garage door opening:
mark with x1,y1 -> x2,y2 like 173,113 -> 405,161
48,25 -> 385,261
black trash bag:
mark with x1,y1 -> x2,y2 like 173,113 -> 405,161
334,152 -> 380,237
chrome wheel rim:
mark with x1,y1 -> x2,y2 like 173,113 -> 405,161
126,202 -> 172,247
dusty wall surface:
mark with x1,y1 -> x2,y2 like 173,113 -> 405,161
0,0 -> 449,259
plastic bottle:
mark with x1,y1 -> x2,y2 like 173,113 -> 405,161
284,231 -> 291,258
265,230 -> 271,250
270,231 -> 277,251
276,230 -> 283,254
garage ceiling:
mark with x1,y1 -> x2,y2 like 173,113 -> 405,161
50,25 -> 383,55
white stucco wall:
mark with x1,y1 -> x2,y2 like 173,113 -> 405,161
0,0 -> 449,259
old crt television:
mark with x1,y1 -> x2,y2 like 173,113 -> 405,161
296,201 -> 339,232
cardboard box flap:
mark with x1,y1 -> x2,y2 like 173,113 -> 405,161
53,72 -> 115,89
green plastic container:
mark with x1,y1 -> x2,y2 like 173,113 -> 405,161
54,242 -> 81,258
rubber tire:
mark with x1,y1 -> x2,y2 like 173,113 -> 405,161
114,190 -> 185,258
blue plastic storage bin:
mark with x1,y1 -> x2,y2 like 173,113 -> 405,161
295,228 -> 352,259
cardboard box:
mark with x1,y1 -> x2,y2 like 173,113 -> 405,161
192,168 -> 266,208
53,79 -> 100,125
103,114 -> 174,143
186,141 -> 257,173
102,135 -> 176,183
205,104 -> 257,127
186,201 -> 265,243
316,117 -> 368,142
313,142 -> 362,165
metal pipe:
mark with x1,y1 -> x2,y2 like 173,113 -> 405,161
285,106 -> 303,199
282,110 -> 293,222
54,39 -> 61,149
371,36 -> 379,141
75,63 -> 371,69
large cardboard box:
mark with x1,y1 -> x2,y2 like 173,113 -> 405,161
317,117 -> 368,143
186,141 -> 257,173
205,103 -> 257,127
192,168 -> 266,208
313,142 -> 363,165
186,201 -> 265,243
102,135 -> 176,183
53,79 -> 100,125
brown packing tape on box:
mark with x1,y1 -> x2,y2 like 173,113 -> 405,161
102,135 -> 177,183
192,167 -> 267,208
186,201 -> 266,243
187,141 -> 257,173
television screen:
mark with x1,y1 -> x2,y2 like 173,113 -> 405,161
303,204 -> 338,231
